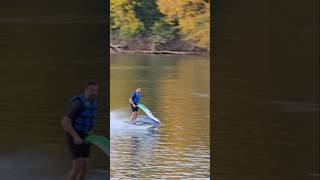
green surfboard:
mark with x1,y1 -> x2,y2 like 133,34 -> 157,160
85,134 -> 109,156
137,103 -> 160,124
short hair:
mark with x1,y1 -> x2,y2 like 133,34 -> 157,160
86,81 -> 98,87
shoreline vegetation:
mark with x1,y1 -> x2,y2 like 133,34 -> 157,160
110,44 -> 204,56
110,0 -> 210,56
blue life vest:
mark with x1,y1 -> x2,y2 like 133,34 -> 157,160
131,91 -> 141,105
69,95 -> 98,133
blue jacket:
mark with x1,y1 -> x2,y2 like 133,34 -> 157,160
131,91 -> 141,105
70,94 -> 98,133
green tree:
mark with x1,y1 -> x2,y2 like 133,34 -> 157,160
150,19 -> 177,50
134,0 -> 164,32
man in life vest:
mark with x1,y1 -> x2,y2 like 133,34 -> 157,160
61,81 -> 98,180
128,87 -> 142,122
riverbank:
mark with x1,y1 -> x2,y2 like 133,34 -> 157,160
110,44 -> 209,56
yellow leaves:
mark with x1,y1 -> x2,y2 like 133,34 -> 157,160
110,0 -> 144,37
110,0 -> 210,50
157,0 -> 210,49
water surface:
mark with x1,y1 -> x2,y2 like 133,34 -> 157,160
110,54 -> 210,179
0,1 -> 107,179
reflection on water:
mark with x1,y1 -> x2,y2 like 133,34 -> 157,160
0,1 -> 107,179
212,55 -> 319,179
110,54 -> 210,179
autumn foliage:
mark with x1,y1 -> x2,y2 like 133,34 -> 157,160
110,0 -> 210,51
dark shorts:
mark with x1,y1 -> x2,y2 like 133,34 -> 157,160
130,104 -> 139,112
65,132 -> 91,160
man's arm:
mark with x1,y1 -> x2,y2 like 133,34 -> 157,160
61,116 -> 81,139
60,99 -> 83,144
128,98 -> 136,107
129,92 -> 137,106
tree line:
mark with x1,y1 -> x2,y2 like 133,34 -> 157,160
110,0 -> 210,52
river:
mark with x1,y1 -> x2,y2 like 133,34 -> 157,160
110,54 -> 210,179
0,1 -> 107,179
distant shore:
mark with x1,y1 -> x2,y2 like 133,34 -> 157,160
110,44 -> 209,56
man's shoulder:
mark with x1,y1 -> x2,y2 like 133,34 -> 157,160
70,94 -> 84,102
65,95 -> 84,119
69,96 -> 84,108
